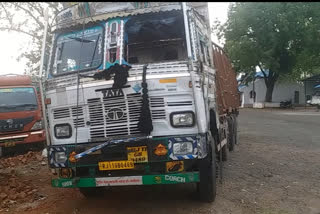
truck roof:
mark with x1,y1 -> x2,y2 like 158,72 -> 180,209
54,2 -> 210,32
0,75 -> 32,86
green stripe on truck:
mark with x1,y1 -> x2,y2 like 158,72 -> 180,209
51,172 -> 199,188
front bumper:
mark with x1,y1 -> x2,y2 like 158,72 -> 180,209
49,135 -> 207,187
48,135 -> 203,168
52,172 -> 199,188
0,130 -> 45,147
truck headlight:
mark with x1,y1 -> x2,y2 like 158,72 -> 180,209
55,152 -> 67,163
54,124 -> 72,138
173,142 -> 193,155
31,120 -> 44,130
170,111 -> 195,127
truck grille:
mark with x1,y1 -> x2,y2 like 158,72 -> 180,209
53,108 -> 70,119
72,107 -> 85,127
88,93 -> 165,139
0,116 -> 34,133
53,107 -> 85,128
167,101 -> 193,106
150,97 -> 166,120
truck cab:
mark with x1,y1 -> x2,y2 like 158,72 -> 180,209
0,75 -> 45,156
41,2 -> 239,202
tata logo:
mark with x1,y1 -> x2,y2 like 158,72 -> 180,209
101,88 -> 124,98
106,108 -> 124,120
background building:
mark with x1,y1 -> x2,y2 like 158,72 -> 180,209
238,71 -> 305,107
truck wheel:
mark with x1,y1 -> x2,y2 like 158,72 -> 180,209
233,115 -> 238,145
227,116 -> 235,152
221,120 -> 229,161
79,187 -> 104,198
209,110 -> 218,138
197,136 -> 217,203
221,142 -> 228,161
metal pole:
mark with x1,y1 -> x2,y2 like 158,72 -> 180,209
182,2 -> 192,64
304,80 -> 306,110
39,8 -> 50,146
253,77 -> 256,103
182,2 -> 206,133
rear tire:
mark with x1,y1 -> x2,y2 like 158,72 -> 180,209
227,116 -> 235,152
233,115 -> 238,145
234,115 -> 239,144
221,142 -> 228,161
221,119 -> 229,161
197,134 -> 217,203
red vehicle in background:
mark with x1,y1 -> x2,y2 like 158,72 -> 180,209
0,74 -> 45,157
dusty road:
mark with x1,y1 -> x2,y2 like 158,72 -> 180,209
1,108 -> 320,214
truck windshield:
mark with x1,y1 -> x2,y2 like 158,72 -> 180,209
0,87 -> 38,113
52,25 -> 103,75
125,11 -> 187,64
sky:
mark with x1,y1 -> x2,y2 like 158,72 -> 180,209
208,2 -> 230,45
0,2 -> 230,76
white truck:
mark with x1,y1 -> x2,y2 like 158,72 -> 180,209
40,2 -> 239,202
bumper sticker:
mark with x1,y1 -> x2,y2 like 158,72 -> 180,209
127,146 -> 148,163
166,161 -> 184,173
52,172 -> 199,188
96,176 -> 143,186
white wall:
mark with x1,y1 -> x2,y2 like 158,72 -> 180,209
240,78 -> 305,106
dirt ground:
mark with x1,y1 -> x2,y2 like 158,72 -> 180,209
1,108 -> 320,214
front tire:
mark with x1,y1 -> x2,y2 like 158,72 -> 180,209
197,135 -> 217,203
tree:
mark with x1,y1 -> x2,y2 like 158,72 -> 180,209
0,2 -> 63,75
213,2 -> 320,102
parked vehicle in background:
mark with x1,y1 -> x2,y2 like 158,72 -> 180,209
280,99 -> 293,108
40,2 -> 239,202
0,74 -> 45,157
307,91 -> 320,108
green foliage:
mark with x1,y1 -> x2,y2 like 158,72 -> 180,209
213,2 -> 320,101
0,3 -> 63,75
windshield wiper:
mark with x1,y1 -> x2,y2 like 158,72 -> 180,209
68,37 -> 94,43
